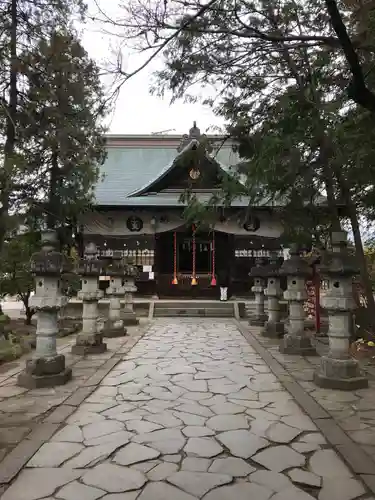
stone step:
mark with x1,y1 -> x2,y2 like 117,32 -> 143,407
154,301 -> 234,310
153,307 -> 235,318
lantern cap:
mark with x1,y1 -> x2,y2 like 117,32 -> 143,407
106,251 -> 125,277
279,245 -> 312,277
30,230 -> 71,276
259,251 -> 281,277
249,257 -> 267,278
317,231 -> 359,277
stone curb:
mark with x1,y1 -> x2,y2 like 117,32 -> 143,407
0,323 -> 151,487
235,320 -> 375,495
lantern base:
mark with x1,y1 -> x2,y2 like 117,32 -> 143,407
122,312 -> 139,326
249,314 -> 267,327
172,277 -> 178,285
71,333 -> 107,355
279,333 -> 318,356
191,278 -> 198,286
262,321 -> 285,338
103,320 -> 128,338
17,354 -> 72,389
103,328 -> 128,338
314,356 -> 368,390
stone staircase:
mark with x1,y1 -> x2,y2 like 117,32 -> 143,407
244,301 -> 290,319
152,300 -> 241,318
244,301 -> 268,319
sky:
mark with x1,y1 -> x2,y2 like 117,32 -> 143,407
80,0 -> 223,135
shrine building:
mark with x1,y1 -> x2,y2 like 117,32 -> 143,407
80,123 -> 286,298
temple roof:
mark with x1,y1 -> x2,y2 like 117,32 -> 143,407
94,129 -> 329,209
94,131 -> 243,207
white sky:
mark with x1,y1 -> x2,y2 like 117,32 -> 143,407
80,0 -> 223,135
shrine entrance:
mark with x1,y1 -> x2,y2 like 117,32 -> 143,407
178,235 -> 211,274
155,228 -> 233,298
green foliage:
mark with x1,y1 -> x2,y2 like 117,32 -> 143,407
364,239 -> 375,288
18,29 -> 108,232
0,232 -> 40,324
0,338 -> 23,362
115,0 -> 375,228
0,314 -> 10,341
112,0 -> 375,310
0,315 -> 10,324
0,0 -> 108,258
61,273 -> 81,298
0,0 -> 88,242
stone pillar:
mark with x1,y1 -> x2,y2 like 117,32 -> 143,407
103,251 -> 127,338
314,231 -> 368,389
249,258 -> 267,327
263,252 -> 284,338
279,245 -> 317,355
71,243 -> 107,355
122,263 -> 139,326
17,230 -> 72,389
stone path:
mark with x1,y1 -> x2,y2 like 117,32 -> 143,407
0,323 -> 146,488
2,318 -> 373,500
243,323 -> 375,492
0,338 -> 87,464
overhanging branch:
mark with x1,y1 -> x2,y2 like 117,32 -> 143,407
324,0 -> 375,112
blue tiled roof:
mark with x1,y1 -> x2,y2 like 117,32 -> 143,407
94,140 -> 242,207
94,146 -> 174,205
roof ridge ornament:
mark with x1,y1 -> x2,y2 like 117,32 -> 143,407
177,121 -> 212,153
190,121 -> 201,138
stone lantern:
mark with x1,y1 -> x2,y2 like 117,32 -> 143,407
71,243 -> 107,355
314,231 -> 368,389
103,251 -> 127,337
279,245 -> 317,355
263,251 -> 284,338
249,258 -> 268,327
122,261 -> 139,326
17,230 -> 72,388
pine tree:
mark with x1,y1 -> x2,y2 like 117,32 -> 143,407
17,29 -> 107,239
0,0 -> 87,249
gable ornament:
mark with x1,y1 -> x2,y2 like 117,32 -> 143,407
189,168 -> 201,180
177,121 -> 213,153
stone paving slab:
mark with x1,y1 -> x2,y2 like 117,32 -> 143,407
1,319 -> 373,500
0,321 -> 148,485
238,321 -> 375,495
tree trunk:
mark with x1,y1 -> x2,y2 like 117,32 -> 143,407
348,203 -> 374,310
324,0 -> 375,113
323,169 -> 341,232
47,150 -> 60,230
25,305 -> 34,325
0,0 -> 17,252
319,137 -> 373,313
317,138 -> 342,235
336,173 -> 375,316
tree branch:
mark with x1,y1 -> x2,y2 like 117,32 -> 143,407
103,0 -> 219,85
324,0 -> 375,112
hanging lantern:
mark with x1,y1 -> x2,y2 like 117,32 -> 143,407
191,226 -> 198,286
172,231 -> 178,285
210,231 -> 217,286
